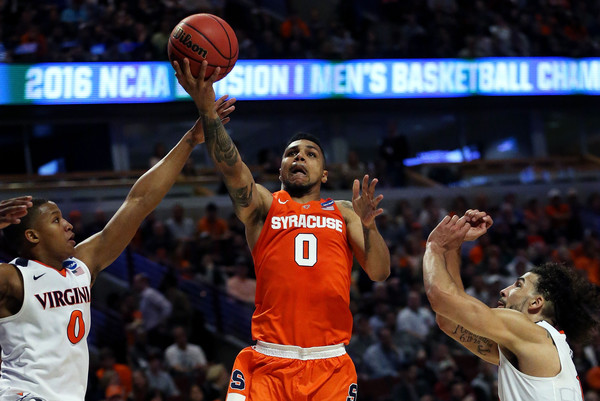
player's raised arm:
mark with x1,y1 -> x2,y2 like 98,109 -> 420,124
433,210 -> 499,364
74,97 -> 235,281
173,59 -> 272,225
341,175 -> 390,281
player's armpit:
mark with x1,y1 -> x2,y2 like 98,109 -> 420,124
0,263 -> 23,318
437,314 -> 499,365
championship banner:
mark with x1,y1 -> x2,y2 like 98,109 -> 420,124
1,58 -> 599,105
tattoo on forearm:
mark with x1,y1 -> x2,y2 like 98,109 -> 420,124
228,183 -> 253,209
204,117 -> 239,167
452,325 -> 494,355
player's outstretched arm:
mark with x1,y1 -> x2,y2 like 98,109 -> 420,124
424,215 -> 542,359
436,230 -> 499,365
173,59 -> 271,225
75,99 -> 233,281
342,175 -> 390,281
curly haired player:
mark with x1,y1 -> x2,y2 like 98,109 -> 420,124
424,210 -> 600,401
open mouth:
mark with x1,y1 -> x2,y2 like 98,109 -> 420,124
497,301 -> 506,308
290,164 -> 307,176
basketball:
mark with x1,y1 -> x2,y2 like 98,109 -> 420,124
168,13 -> 238,81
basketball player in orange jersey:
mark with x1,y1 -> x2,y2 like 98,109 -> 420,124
0,97 -> 235,401
173,59 -> 391,401
424,210 -> 600,401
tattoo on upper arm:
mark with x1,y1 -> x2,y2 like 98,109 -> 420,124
204,117 -> 239,167
228,183 -> 253,209
452,325 -> 495,355
339,200 -> 354,210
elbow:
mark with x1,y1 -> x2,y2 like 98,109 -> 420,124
426,284 -> 448,314
367,264 -> 390,282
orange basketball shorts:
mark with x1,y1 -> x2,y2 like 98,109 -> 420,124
225,341 -> 358,401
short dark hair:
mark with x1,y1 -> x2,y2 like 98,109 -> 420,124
531,262 -> 600,344
285,132 -> 326,163
2,198 -> 50,255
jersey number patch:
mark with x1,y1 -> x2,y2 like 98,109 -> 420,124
295,233 -> 317,267
67,309 -> 85,344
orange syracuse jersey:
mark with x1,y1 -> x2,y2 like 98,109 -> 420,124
251,190 -> 354,348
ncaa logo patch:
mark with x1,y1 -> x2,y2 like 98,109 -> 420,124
321,199 -> 334,210
63,259 -> 77,270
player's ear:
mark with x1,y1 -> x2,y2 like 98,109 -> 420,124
529,295 -> 545,314
25,229 -> 40,245
321,169 -> 328,183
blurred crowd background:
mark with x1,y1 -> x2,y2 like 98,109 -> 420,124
2,0 -> 600,63
1,0 -> 600,401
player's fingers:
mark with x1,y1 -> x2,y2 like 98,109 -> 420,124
352,179 -> 360,200
183,58 -> 197,81
368,178 -> 379,193
449,214 -> 460,224
198,60 -> 208,81
0,205 -> 30,216
456,215 -> 468,227
362,175 -> 369,193
220,105 -> 235,118
372,194 -> 384,208
172,60 -> 183,77
208,66 -> 221,83
221,117 -> 231,125
215,94 -> 229,107
440,215 -> 451,225
0,195 -> 32,204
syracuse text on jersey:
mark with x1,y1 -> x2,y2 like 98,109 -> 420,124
270,214 -> 344,233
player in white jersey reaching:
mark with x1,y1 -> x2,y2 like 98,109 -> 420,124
423,209 -> 600,401
0,92 -> 235,401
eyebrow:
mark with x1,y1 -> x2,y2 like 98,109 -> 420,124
517,277 -> 526,284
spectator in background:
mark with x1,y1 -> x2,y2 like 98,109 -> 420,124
105,384 -> 127,401
133,273 -> 173,348
189,383 -> 206,401
196,202 -> 228,240
145,352 -> 180,399
347,314 -> 378,376
396,290 -> 435,344
84,208 -> 108,238
226,257 -> 257,303
545,188 -> 571,235
339,150 -> 367,189
96,347 -> 133,396
164,325 -> 208,381
165,203 -> 195,244
130,369 -> 151,401
363,327 -> 405,379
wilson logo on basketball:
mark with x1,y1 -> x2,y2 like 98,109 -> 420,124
172,27 -> 208,58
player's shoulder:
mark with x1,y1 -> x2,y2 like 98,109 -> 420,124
334,200 -> 353,210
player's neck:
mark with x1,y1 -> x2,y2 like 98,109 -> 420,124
282,183 -> 322,204
27,249 -> 65,271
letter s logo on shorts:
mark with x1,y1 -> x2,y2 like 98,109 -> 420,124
230,369 -> 245,390
346,383 -> 358,401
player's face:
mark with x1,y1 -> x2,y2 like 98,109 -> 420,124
497,272 -> 538,312
280,140 -> 327,196
29,202 -> 76,260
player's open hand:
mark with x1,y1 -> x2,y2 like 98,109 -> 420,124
463,209 -> 493,242
352,175 -> 384,227
0,196 -> 32,229
427,214 -> 471,252
173,59 -> 222,117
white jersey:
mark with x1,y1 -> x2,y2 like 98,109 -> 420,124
0,257 -> 92,401
498,320 -> 583,401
